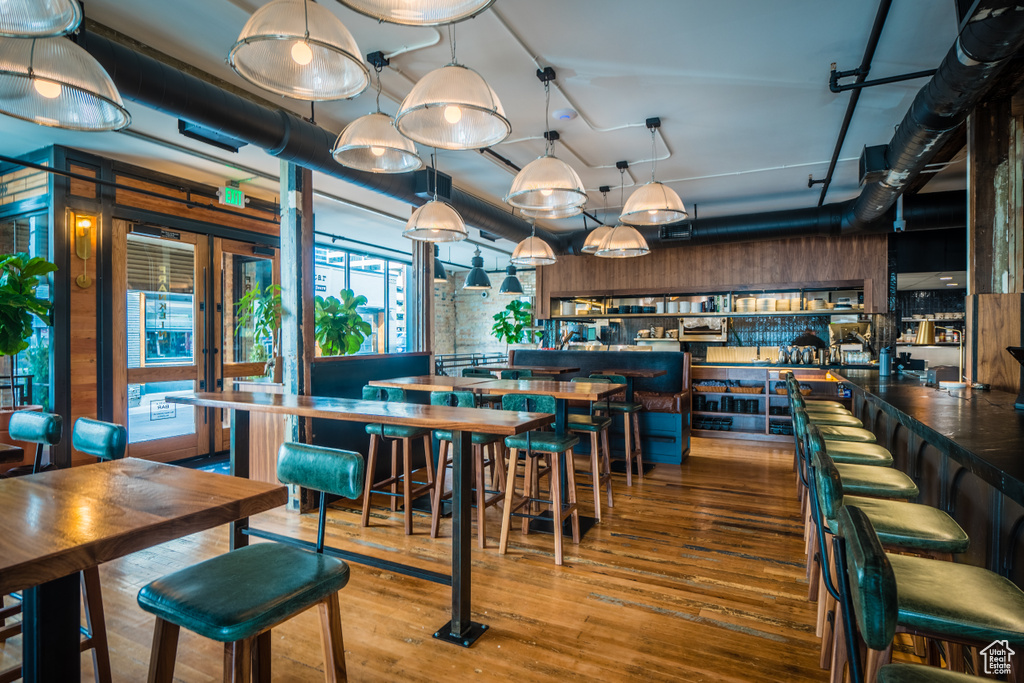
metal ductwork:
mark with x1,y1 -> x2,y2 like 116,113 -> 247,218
77,32 -> 557,247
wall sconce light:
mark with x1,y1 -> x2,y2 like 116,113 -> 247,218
73,212 -> 96,288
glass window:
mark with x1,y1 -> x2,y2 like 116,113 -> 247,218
350,254 -> 386,355
388,261 -> 411,353
127,380 -> 196,444
126,234 -> 195,369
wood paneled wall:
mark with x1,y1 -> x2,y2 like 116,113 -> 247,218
535,233 -> 889,317
966,293 -> 1022,392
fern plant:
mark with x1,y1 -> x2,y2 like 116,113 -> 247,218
314,289 -> 373,356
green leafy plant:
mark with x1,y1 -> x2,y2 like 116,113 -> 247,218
0,253 -> 57,407
314,289 -> 373,356
234,283 -> 281,365
491,299 -> 541,351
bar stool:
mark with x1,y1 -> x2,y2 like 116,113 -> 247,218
139,442 -> 364,683
462,368 -> 502,406
568,378 -> 614,521
428,391 -> 506,548
589,374 -> 644,486
500,370 -> 531,380
2,409 -> 61,476
498,394 -> 581,566
360,386 -> 435,535
462,368 -> 494,378
792,393 -> 864,427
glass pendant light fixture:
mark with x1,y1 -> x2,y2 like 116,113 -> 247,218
511,219 -> 557,267
620,123 -> 687,226
432,244 -> 448,283
403,150 -> 468,242
597,169 -> 650,258
0,36 -> 130,131
0,0 -> 81,37
333,60 -> 422,173
520,204 -> 581,220
504,77 -> 587,215
463,247 -> 491,290
229,0 -> 369,101
581,188 -> 612,254
395,25 -> 510,150
336,0 -> 496,26
498,263 -> 523,294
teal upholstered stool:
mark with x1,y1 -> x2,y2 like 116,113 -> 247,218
499,394 -> 580,566
359,386 -> 435,535
807,427 -> 917,501
73,417 -> 127,461
462,368 -> 495,378
500,369 -> 531,380
429,391 -> 506,548
566,409 -> 614,522
587,374 -> 644,486
835,505 -> 1024,683
7,409 -> 62,474
793,411 -> 891,467
139,442 -> 362,682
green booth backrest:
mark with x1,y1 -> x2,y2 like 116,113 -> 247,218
836,505 -> 899,651
590,373 -> 625,385
8,410 -> 62,445
72,418 -> 127,461
511,349 -> 685,394
462,369 -> 494,378
500,370 -> 532,380
502,393 -> 555,414
277,442 -> 365,500
430,391 -> 476,408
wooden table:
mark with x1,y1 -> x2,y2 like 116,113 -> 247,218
367,375 -> 498,392
169,391 -> 552,647
473,364 -> 580,377
0,442 -> 24,464
0,458 -> 286,683
593,368 -> 668,401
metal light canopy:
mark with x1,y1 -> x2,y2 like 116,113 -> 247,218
228,0 -> 369,101
620,181 -> 688,226
499,264 -> 523,294
403,199 -> 468,242
505,154 -> 587,213
463,248 -> 491,290
395,63 -> 510,150
0,36 -> 130,131
0,0 -> 81,37
333,112 -> 423,173
595,224 -> 650,258
580,224 -> 613,254
335,0 -> 496,26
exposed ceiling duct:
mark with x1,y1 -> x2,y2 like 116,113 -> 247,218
76,31 -> 557,247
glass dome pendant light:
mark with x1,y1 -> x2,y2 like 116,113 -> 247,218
228,0 -> 369,101
332,60 -> 423,173
335,0 -> 496,26
394,24 -> 510,151
0,0 -> 81,37
0,36 -> 130,131
463,247 -> 491,290
498,263 -> 523,294
597,169 -> 650,259
504,79 -> 587,216
511,218 -> 557,267
620,125 -> 687,226
403,149 -> 468,242
581,188 -> 613,254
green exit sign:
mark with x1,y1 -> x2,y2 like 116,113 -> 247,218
220,186 -> 246,208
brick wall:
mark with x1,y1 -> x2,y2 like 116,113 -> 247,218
433,269 -> 538,355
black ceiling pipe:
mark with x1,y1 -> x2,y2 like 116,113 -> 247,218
848,0 -> 1024,231
76,32 -> 561,247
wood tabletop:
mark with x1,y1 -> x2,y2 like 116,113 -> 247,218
0,458 -> 286,595
169,392 -> 553,436
474,365 -> 580,374
474,380 -> 625,401
367,376 -> 497,392
0,442 -> 25,463
594,368 -> 669,379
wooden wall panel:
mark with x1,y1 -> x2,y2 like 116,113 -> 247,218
538,234 -> 888,311
69,211 -> 98,466
68,164 -> 97,199
968,292 -> 1022,392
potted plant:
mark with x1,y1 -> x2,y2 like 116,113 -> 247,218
491,299 -> 541,354
314,289 -> 373,356
233,283 -> 281,376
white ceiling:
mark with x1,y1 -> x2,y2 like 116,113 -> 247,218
0,0 -> 965,268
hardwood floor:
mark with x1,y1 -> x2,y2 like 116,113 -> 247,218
0,437 -> 829,681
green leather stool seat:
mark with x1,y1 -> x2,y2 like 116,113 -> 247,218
805,400 -> 846,409
878,663 -> 999,683
801,404 -> 853,415
73,417 -> 127,460
887,552 -> 1024,644
825,495 -> 969,554
567,414 -> 613,432
365,423 -> 430,439
462,368 -> 495,378
822,440 -> 893,466
806,412 -> 864,428
816,424 -> 876,443
433,429 -> 502,445
138,543 -> 350,643
505,431 -> 580,453
602,401 -> 642,413
834,463 -> 919,499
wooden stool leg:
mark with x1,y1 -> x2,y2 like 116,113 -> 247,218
551,452 -> 564,566
430,441 -> 450,539
252,631 -> 271,683
632,411 -> 644,480
423,434 -> 435,486
223,638 -> 252,683
601,428 -> 613,510
564,449 -> 580,544
474,444 -> 487,549
494,444 -> 507,493
361,435 -> 379,527
522,453 -> 536,536
318,593 -> 347,683
622,414 -> 633,487
147,618 -> 180,683
499,449 -> 520,555
81,567 -> 112,683
390,439 -> 399,513
402,437 -> 414,535
589,432 -> 602,521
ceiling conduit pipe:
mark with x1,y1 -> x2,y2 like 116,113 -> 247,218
845,0 -> 1024,232
76,32 -> 560,247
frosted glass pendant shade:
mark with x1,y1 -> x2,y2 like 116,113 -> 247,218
595,224 -> 650,258
519,204 -> 582,220
336,0 -> 496,26
395,64 -> 510,150
0,0 -> 81,37
333,112 -> 423,173
0,37 -> 130,131
620,181 -> 687,226
580,225 -> 613,254
403,200 -> 468,242
228,0 -> 369,101
505,155 -> 587,212
511,235 -> 556,266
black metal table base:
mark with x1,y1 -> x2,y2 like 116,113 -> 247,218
527,510 -> 598,537
433,620 -> 489,648
609,459 -> 656,475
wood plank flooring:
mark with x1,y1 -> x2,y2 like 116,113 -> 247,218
0,437 -> 829,681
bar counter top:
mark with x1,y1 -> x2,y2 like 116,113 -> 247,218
835,370 -> 1024,506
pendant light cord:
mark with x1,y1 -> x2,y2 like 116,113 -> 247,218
448,23 -> 457,65
619,167 -> 626,208
543,81 -> 552,156
27,38 -> 36,79
432,148 -> 439,202
650,128 -> 657,182
374,62 -> 383,113
303,0 -> 310,41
